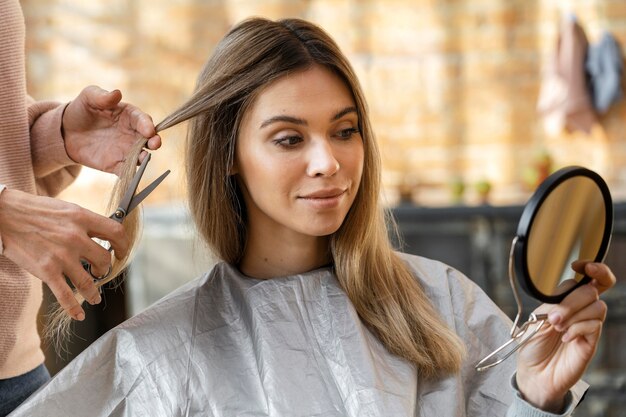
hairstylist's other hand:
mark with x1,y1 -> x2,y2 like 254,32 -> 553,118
515,261 -> 615,413
62,85 -> 162,176
0,189 -> 129,321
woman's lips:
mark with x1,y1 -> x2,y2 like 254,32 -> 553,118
298,189 -> 347,209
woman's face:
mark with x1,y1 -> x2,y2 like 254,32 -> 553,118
234,65 -> 364,244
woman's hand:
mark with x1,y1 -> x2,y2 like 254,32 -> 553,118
515,261 -> 615,413
62,86 -> 162,176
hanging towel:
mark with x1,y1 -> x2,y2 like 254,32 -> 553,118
586,31 -> 624,114
537,16 -> 597,135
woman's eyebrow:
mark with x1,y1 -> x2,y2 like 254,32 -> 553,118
259,106 -> 357,129
331,106 -> 357,121
260,115 -> 307,129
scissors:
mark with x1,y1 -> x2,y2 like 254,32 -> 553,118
85,153 -> 170,281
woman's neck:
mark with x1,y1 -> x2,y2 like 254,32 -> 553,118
238,233 -> 331,279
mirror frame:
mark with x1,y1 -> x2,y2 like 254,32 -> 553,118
513,166 -> 613,304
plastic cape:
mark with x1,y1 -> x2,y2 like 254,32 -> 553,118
12,253 -> 587,416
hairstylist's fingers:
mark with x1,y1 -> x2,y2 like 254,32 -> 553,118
127,106 -> 157,139
545,284 -> 599,328
81,239 -> 113,278
82,85 -> 122,110
146,134 -> 162,151
138,150 -> 149,164
45,275 -> 85,321
65,260 -> 102,305
84,214 -> 129,260
105,223 -> 129,260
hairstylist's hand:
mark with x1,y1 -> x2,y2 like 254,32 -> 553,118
62,86 -> 162,176
515,261 -> 615,413
0,189 -> 129,321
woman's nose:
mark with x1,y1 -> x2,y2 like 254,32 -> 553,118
306,139 -> 340,177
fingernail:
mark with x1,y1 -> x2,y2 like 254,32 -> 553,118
75,312 -> 85,321
92,294 -> 102,305
548,311 -> 562,325
587,263 -> 599,274
561,332 -> 570,342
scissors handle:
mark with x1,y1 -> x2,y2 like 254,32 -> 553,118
81,259 -> 112,282
81,237 -> 114,281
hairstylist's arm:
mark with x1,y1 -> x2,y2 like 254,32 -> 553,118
62,85 -> 162,176
515,261 -> 615,413
0,86 -> 158,321
0,190 -> 129,321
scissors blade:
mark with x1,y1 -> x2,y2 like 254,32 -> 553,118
125,169 -> 171,215
116,153 -> 152,216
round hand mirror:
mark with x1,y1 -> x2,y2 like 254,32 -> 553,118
513,166 -> 613,304
475,165 -> 613,371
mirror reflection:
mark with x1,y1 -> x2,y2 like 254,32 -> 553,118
526,176 -> 607,297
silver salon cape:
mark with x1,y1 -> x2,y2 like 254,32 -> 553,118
12,253 -> 586,416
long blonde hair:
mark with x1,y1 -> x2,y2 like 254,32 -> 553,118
52,17 -> 465,377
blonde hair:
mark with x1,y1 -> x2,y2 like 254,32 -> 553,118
51,18 -> 465,377
45,140 -> 144,351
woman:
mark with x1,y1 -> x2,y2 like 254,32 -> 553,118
12,17 -> 614,417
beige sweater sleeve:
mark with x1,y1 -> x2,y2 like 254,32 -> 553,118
26,96 -> 82,197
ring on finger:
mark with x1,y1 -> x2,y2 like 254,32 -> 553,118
88,263 -> 112,282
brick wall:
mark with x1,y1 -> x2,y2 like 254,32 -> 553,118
22,0 -> 626,209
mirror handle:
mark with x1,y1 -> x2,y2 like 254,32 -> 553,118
509,237 -> 523,334
475,237 -> 549,372
475,314 -> 547,372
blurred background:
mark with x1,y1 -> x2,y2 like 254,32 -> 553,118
21,0 -> 625,415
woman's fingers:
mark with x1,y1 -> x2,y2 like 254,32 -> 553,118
587,263 -> 616,295
570,261 -> 616,295
546,283 -> 599,326
542,279 -> 608,346
544,261 -> 615,327
560,318 -> 604,345
555,299 -> 607,333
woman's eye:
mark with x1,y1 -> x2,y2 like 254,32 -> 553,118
335,127 -> 360,140
274,135 -> 303,148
